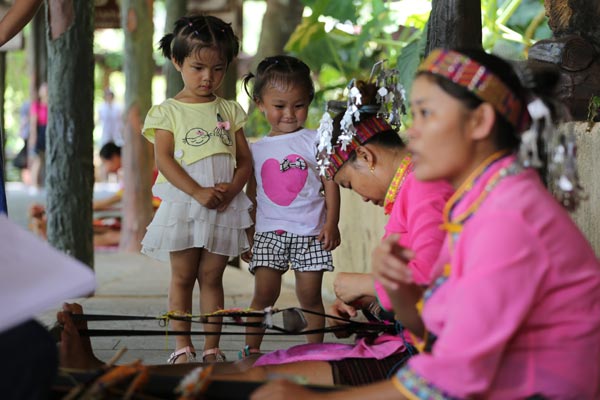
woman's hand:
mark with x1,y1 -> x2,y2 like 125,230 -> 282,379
372,234 -> 415,291
333,272 -> 374,304
327,298 -> 358,338
193,186 -> 225,209
318,222 -> 341,251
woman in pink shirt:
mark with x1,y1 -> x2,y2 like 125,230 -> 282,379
251,49 -> 600,399
29,82 -> 48,188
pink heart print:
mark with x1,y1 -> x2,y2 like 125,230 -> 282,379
261,154 -> 308,206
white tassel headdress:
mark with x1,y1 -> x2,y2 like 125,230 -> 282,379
517,80 -> 585,210
316,61 -> 406,178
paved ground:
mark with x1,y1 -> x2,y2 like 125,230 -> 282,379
6,182 -> 342,365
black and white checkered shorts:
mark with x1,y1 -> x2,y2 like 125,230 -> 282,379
249,231 -> 334,274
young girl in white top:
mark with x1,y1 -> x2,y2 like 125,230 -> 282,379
141,15 -> 253,364
240,55 -> 341,358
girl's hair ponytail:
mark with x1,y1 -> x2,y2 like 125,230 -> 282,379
159,33 -> 175,59
242,72 -> 256,100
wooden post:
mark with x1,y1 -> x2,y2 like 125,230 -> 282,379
425,0 -> 482,56
119,0 -> 154,252
46,0 -> 95,267
526,1 -> 600,120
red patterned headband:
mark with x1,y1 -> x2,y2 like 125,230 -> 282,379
418,49 -> 525,129
325,117 -> 392,178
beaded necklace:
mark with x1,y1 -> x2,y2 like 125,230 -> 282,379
383,154 -> 412,215
429,152 -> 523,292
441,150 -> 511,235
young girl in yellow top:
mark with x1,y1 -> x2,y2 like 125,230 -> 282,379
141,15 -> 253,364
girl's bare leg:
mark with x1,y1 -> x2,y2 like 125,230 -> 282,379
169,247 -> 202,363
244,267 -> 284,353
197,250 -> 229,361
294,271 -> 325,343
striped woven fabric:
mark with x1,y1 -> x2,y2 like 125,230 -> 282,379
326,116 -> 393,178
418,49 -> 525,130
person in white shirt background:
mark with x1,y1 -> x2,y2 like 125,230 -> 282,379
97,88 -> 124,147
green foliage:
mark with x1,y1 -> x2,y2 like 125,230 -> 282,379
482,0 -> 549,58
4,50 -> 29,155
286,0 -> 430,126
301,0 -> 359,22
397,23 -> 428,99
102,51 -> 124,70
245,107 -> 271,138
396,24 -> 428,127
283,0 -> 549,129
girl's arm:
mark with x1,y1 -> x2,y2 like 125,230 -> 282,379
216,128 -> 253,211
245,172 -> 257,227
240,172 -> 257,263
229,128 -> 253,193
226,128 -> 253,193
318,178 -> 341,251
154,128 -> 223,209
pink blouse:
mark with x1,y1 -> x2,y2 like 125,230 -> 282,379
375,172 -> 454,310
31,101 -> 48,126
395,155 -> 600,399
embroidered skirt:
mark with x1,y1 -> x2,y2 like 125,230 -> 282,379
330,352 -> 410,386
141,154 -> 253,262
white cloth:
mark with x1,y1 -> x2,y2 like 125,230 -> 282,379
251,129 -> 326,236
0,215 -> 96,332
141,154 -> 253,261
98,101 -> 124,146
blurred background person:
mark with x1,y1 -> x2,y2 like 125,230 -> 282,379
28,82 -> 48,190
97,88 -> 124,147
12,99 -> 31,184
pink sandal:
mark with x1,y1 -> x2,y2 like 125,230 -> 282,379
202,347 -> 226,363
167,346 -> 197,364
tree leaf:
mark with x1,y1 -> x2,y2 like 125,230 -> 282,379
397,28 -> 426,99
301,0 -> 359,23
286,19 -> 355,73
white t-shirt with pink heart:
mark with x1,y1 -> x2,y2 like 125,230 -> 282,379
251,129 -> 325,236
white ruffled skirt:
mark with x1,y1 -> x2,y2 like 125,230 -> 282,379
141,154 -> 253,262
